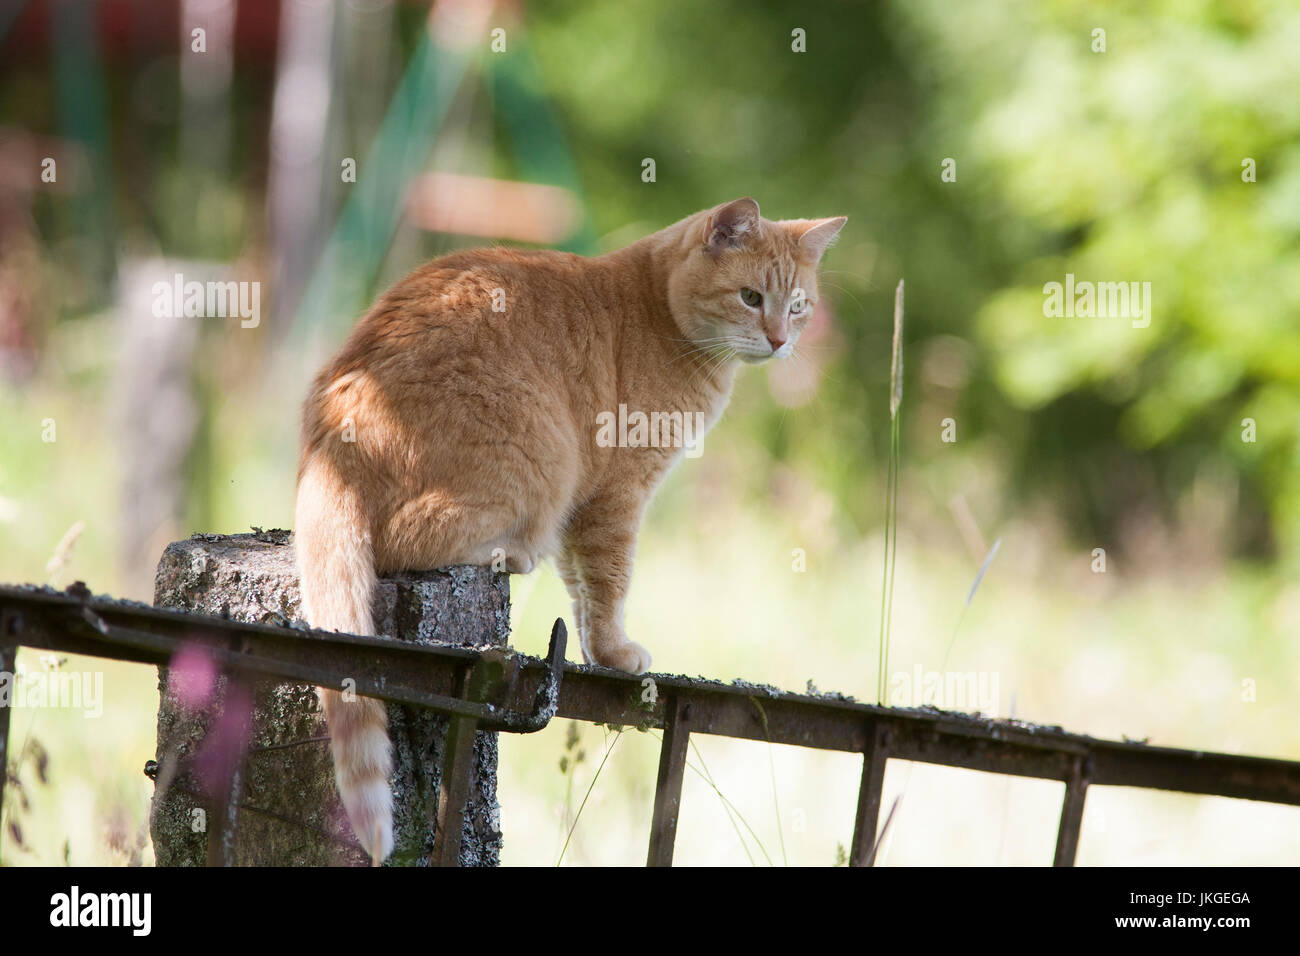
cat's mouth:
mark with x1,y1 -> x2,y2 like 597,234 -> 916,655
696,329 -> 787,364
736,340 -> 791,364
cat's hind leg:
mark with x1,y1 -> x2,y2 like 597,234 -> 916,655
554,547 -> 588,654
376,488 -> 561,577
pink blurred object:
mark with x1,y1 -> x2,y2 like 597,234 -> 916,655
407,172 -> 584,244
193,681 -> 255,801
168,643 -> 219,713
767,299 -> 839,408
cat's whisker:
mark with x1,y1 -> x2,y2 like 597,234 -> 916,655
670,337 -> 741,373
664,335 -> 739,368
664,345 -> 702,365
686,345 -> 717,375
818,278 -> 868,316
654,331 -> 733,345
666,343 -> 720,368
698,344 -> 738,381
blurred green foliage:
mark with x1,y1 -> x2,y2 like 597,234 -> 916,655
518,0 -> 1300,560
3,0 -> 1298,562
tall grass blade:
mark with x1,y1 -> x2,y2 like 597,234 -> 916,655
878,279 -> 904,704
941,536 -> 1002,670
556,728 -> 623,866
686,736 -> 771,865
867,793 -> 902,865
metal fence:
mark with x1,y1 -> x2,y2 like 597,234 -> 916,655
3,582 -> 1299,866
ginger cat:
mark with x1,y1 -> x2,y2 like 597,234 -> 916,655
294,197 -> 845,860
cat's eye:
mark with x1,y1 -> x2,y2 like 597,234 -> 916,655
739,287 -> 762,308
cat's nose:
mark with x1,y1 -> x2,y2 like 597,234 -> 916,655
766,332 -> 787,352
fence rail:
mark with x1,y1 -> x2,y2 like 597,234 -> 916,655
3,582 -> 1299,866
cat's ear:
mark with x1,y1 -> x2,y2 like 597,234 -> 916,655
793,216 -> 847,262
706,197 -> 761,255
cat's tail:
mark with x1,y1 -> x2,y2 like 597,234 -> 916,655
294,453 -> 393,863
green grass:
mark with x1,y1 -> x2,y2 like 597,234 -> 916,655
4,316 -> 1300,866
3,487 -> 1299,865
497,513 -> 1300,865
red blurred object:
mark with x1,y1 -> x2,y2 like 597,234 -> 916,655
1,0 -> 281,63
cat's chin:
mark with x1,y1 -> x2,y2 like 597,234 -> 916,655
738,352 -> 773,365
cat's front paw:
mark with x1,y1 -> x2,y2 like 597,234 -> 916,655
590,639 -> 653,675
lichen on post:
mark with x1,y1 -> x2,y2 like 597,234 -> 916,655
149,531 -> 509,866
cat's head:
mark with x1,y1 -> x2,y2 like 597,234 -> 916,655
666,197 -> 846,364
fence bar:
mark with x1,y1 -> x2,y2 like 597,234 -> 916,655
849,722 -> 892,866
1054,756 -> 1090,867
647,695 -> 691,866
205,671 -> 250,867
431,712 -> 478,867
0,641 -> 14,822
5,582 -> 1300,860
206,764 -> 243,867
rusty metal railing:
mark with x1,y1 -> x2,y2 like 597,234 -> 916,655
3,582 -> 1299,866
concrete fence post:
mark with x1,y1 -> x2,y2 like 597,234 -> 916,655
148,531 -> 510,866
